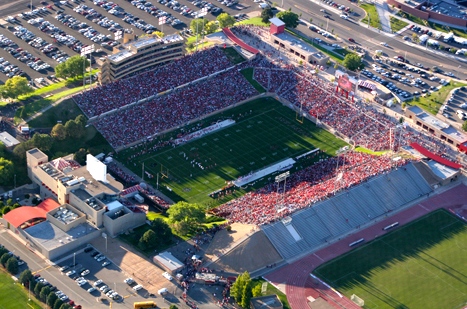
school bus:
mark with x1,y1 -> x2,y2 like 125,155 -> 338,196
133,301 -> 156,309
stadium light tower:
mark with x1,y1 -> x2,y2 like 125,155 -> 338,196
275,171 -> 290,213
334,146 -> 349,195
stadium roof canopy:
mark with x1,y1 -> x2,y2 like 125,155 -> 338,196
3,198 -> 61,228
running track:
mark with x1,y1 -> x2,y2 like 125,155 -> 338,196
265,183 -> 467,309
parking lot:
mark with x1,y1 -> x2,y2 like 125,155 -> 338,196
0,0 -> 257,84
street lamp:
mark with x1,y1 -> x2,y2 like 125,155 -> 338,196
102,232 -> 108,252
73,252 -> 76,267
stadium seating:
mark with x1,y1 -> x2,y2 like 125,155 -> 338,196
262,163 -> 432,260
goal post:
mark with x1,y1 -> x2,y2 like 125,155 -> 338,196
350,294 -> 364,307
296,102 -> 304,124
160,164 -> 169,179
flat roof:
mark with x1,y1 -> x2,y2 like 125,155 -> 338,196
153,251 -> 184,272
25,220 -> 98,251
273,32 -> 318,56
418,112 -> 449,130
442,125 -> 467,143
427,160 -> 458,179
68,166 -> 123,197
28,148 -> 47,159
107,200 -> 123,211
0,131 -> 20,147
269,17 -> 285,27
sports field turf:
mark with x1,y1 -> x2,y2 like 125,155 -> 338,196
313,210 -> 467,309
138,97 -> 347,206
0,271 -> 42,309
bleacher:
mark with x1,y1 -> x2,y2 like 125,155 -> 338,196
262,163 -> 432,260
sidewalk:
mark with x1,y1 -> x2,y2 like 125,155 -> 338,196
374,0 -> 392,33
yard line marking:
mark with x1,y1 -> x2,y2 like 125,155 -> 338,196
313,253 -> 324,262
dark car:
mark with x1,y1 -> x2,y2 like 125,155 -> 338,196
348,38 -> 355,42
91,251 -> 99,257
84,247 -> 93,253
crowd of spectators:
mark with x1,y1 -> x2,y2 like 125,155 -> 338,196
213,151 -> 407,225
73,47 -> 234,118
94,69 -> 258,148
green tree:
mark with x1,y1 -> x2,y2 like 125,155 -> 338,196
463,120 -> 467,132
55,55 -> 89,79
138,229 -> 157,250
2,206 -> 11,215
342,53 -> 363,71
75,114 -> 87,127
53,298 -> 64,309
169,305 -> 179,309
0,248 -> 8,259
59,303 -> 73,309
412,33 -> 419,43
64,119 -> 84,139
190,18 -> 209,36
151,218 -> 173,246
51,123 -> 67,140
204,21 -> 219,34
153,31 -> 165,38
261,7 -> 273,24
230,272 -> 246,303
0,253 -> 10,266
73,148 -> 88,165
167,202 -> 205,235
40,286 -> 51,302
0,157 -> 14,186
30,133 -> 53,152
34,282 -> 44,296
252,284 -> 262,297
0,76 -> 33,99
47,292 -> 59,308
241,278 -> 253,308
276,10 -> 299,28
216,13 -> 235,28
19,269 -> 34,285
13,142 -> 33,160
6,256 -> 18,274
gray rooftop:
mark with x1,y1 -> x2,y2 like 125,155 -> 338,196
0,131 -> 20,147
68,166 -> 123,197
427,160 -> 459,178
274,32 -> 318,56
25,221 -> 97,251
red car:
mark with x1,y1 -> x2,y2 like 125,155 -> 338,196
348,38 -> 355,42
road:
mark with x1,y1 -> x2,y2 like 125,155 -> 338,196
285,0 -> 467,80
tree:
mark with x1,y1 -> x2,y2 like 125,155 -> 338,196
19,269 -> 34,285
204,21 -> 219,34
217,13 -> 235,28
138,229 -> 157,250
169,305 -> 179,309
73,148 -> 88,165
190,18 -> 209,36
64,119 -> 84,139
342,53 -> 363,71
6,257 -> 18,274
51,123 -> 67,141
55,55 -> 89,79
0,76 -> 33,99
0,248 -> 8,259
412,33 -> 419,43
241,278 -> 253,308
59,303 -> 73,309
13,142 -> 33,160
34,282 -> 44,296
40,286 -> 51,302
230,271 -> 253,307
0,157 -> 14,186
167,202 -> 205,235
252,284 -> 262,297
153,31 -> 165,38
151,218 -> 173,246
53,298 -> 64,309
463,120 -> 467,132
47,292 -> 58,308
276,10 -> 299,28
75,114 -> 87,127
2,206 -> 11,215
261,8 -> 273,24
0,253 -> 10,266
30,133 -> 53,152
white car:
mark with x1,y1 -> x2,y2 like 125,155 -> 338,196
124,278 -> 134,285
87,287 -> 96,293
460,103 -> 467,109
93,279 -> 103,287
340,14 -> 348,19
102,261 -> 111,267
66,270 -> 76,277
81,269 -> 90,276
380,42 -> 388,47
96,256 -> 106,262
133,284 -> 143,291
162,272 -> 173,281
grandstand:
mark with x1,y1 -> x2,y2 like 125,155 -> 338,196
261,163 -> 433,260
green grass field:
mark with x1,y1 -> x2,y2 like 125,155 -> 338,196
0,271 -> 43,309
133,97 -> 346,206
313,210 -> 467,309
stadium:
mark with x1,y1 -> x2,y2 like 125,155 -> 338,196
72,25 -> 467,309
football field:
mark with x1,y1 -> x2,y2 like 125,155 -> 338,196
313,210 -> 467,309
139,97 -> 347,206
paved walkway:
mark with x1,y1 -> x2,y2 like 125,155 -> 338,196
374,0 -> 391,33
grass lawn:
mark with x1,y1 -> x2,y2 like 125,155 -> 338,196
354,146 -> 387,156
240,68 -> 266,93
221,47 -> 245,64
407,81 -> 467,114
0,270 -> 43,309
28,98 -> 82,128
125,97 -> 346,207
251,278 -> 291,309
236,17 -> 269,26
333,48 -> 351,58
389,16 -> 408,32
314,210 -> 467,309
361,3 -> 381,29
396,11 -> 427,26
185,36 -> 215,53
15,86 -> 87,125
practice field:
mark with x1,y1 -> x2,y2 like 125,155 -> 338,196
0,271 -> 42,309
139,97 -> 346,206
313,210 -> 467,309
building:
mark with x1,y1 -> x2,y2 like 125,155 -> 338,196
250,295 -> 283,309
99,33 -> 184,84
153,251 -> 184,275
0,149 -> 147,260
268,19 -> 329,65
405,106 -> 467,148
0,131 -> 20,148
